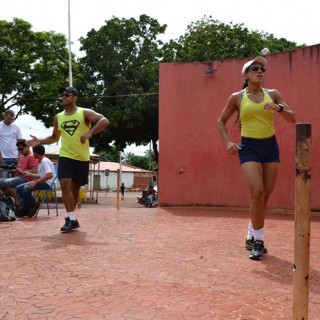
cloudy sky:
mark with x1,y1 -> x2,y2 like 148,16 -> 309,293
2,0 -> 319,48
2,0 -> 319,154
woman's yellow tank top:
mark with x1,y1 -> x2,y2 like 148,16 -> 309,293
240,88 -> 275,139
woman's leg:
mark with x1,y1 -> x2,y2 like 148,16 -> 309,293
241,161 -> 279,230
262,162 -> 279,207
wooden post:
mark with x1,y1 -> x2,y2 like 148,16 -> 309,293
293,123 -> 311,319
116,169 -> 120,209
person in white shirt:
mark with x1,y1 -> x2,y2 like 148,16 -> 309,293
0,110 -> 23,177
15,145 -> 55,217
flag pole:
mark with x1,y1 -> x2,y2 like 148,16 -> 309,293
68,0 -> 73,86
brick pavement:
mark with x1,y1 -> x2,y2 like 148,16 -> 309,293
1,193 -> 320,319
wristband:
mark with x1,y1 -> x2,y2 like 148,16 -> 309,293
277,104 -> 284,113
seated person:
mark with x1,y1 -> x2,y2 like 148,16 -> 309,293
0,140 -> 38,206
146,186 -> 157,207
16,145 -> 55,217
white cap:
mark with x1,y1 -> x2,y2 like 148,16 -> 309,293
242,56 -> 267,74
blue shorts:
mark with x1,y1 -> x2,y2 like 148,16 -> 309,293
238,136 -> 280,164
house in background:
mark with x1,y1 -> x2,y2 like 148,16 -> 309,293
44,144 -> 155,195
90,162 -> 155,191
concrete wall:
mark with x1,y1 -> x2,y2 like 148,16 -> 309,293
159,45 -> 320,210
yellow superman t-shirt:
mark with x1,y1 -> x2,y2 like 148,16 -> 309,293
57,107 -> 90,161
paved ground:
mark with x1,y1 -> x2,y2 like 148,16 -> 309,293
1,192 -> 320,319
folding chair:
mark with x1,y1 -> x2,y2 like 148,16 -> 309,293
34,175 -> 59,217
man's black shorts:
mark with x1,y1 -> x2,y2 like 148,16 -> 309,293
58,157 -> 89,186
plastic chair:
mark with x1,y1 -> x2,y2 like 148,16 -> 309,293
34,175 -> 59,217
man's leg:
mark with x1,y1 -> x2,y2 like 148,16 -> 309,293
16,182 -> 43,217
60,178 -> 75,212
2,177 -> 26,208
16,183 -> 27,208
71,181 -> 81,210
60,178 -> 81,232
4,187 -> 18,206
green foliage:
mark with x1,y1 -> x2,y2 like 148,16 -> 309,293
162,16 -> 302,63
1,15 -> 303,163
95,148 -> 156,171
0,18 -> 79,126
127,154 -> 156,170
96,146 -> 121,162
78,15 -> 166,162
122,151 -> 135,163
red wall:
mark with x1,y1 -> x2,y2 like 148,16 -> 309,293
159,45 -> 320,210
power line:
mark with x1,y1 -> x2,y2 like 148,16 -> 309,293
16,92 -> 158,102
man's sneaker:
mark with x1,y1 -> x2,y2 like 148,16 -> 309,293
27,202 -> 41,217
15,208 -> 28,218
60,217 -> 80,232
245,236 -> 254,250
245,237 -> 267,253
249,240 -> 265,260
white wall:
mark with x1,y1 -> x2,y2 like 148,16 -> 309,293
89,172 -> 134,190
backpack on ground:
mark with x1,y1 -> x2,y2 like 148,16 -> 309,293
0,197 -> 16,222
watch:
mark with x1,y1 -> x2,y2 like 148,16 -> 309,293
277,104 -> 284,112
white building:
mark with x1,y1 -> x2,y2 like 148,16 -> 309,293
90,162 -> 153,191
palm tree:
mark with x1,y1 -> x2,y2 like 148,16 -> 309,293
122,152 -> 134,163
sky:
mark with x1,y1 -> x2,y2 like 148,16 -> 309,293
2,0 -> 320,155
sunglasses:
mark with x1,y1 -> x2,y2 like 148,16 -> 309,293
60,93 -> 72,98
17,147 -> 24,151
248,65 -> 266,73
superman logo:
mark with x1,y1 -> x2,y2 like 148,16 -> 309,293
61,120 -> 80,136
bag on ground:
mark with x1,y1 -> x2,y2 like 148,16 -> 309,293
0,197 -> 16,222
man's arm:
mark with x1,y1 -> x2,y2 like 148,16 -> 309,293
80,109 -> 110,144
26,171 -> 53,189
27,116 -> 61,147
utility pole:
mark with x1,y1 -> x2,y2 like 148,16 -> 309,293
68,0 -> 73,86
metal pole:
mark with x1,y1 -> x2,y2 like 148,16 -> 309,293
293,123 -> 312,319
149,141 -> 151,186
119,151 -> 122,186
119,152 -> 122,205
116,169 -> 120,210
68,0 -> 73,86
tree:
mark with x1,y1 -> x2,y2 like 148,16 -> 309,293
2,16 -> 303,164
162,16 -> 302,63
127,154 -> 156,170
78,15 -> 166,163
0,18 -> 77,126
122,151 -> 134,164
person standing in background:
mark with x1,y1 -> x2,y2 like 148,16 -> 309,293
0,110 -> 23,178
120,183 -> 125,200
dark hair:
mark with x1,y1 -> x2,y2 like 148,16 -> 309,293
32,145 -> 45,155
234,82 -> 248,127
16,139 -> 26,148
4,110 -> 15,117
242,79 -> 248,89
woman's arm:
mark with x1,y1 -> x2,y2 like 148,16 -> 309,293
217,92 -> 241,154
268,89 -> 296,124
